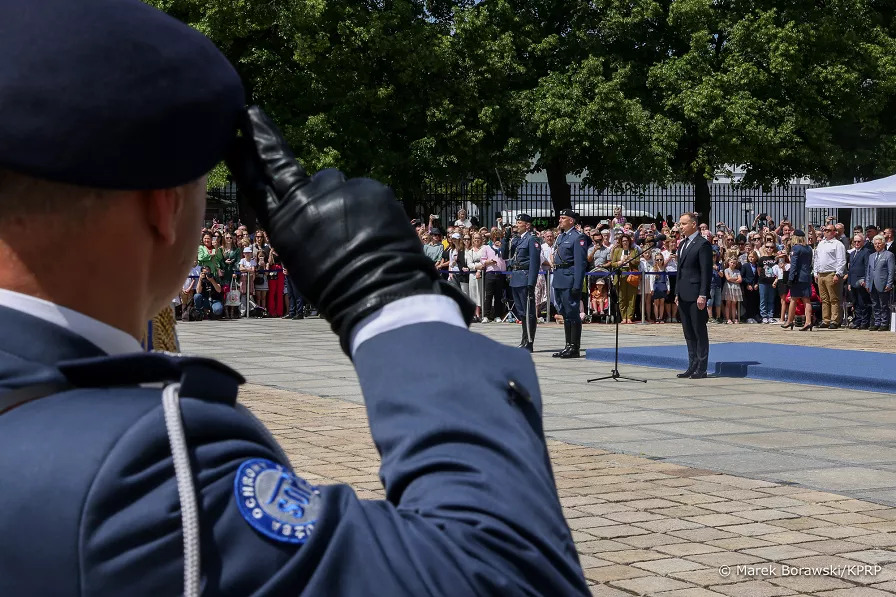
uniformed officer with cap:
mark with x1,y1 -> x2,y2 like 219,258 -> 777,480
506,214 -> 541,351
551,209 -> 590,358
0,1 -> 588,595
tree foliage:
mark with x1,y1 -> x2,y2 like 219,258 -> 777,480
148,0 -> 896,220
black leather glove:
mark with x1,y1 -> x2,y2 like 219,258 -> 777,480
570,288 -> 582,301
527,284 -> 535,298
227,106 -> 474,355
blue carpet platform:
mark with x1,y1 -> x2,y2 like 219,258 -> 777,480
585,342 -> 896,393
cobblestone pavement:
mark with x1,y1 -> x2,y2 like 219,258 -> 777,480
179,318 -> 896,506
243,384 -> 896,596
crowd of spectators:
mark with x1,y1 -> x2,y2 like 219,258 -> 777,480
175,211 -> 896,333
176,220 -> 311,322
413,209 -> 896,332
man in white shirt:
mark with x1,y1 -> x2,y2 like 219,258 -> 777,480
814,224 -> 847,328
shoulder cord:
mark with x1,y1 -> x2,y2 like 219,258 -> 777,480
162,383 -> 201,597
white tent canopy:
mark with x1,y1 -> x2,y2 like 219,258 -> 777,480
805,174 -> 896,208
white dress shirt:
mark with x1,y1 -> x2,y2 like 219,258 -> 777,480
813,238 -> 846,275
0,288 -> 142,355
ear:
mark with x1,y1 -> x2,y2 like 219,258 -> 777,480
143,187 -> 182,246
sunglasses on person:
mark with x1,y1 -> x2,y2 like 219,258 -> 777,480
764,244 -> 774,249
463,237 -> 471,241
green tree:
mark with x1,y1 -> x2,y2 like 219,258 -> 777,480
444,0 -> 680,214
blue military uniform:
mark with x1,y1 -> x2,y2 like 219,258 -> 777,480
0,1 -> 588,595
506,214 -> 541,351
551,211 -> 591,358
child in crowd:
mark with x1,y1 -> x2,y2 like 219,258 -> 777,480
639,249 -> 655,322
590,278 -> 609,321
772,251 -> 790,324
711,249 -> 725,323
238,245 -> 256,316
652,254 -> 668,323
723,257 -> 743,324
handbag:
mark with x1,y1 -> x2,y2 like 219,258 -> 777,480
626,273 -> 640,287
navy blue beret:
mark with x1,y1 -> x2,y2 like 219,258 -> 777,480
0,0 -> 245,190
558,209 -> 579,220
516,214 -> 533,223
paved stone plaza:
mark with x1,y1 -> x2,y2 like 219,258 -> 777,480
179,319 -> 896,595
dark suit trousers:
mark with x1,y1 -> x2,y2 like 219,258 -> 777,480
742,285 -> 759,321
871,288 -> 891,328
851,285 -> 871,326
679,299 -> 709,373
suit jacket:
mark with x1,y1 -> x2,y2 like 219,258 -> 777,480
551,228 -> 590,290
788,244 -> 813,283
865,249 -> 896,293
675,234 -> 712,301
507,231 -> 541,288
847,244 -> 872,288
0,307 -> 588,596
740,261 -> 758,286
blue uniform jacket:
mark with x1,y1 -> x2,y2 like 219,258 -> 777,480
551,228 -> 590,291
0,306 -> 587,596
507,231 -> 541,288
789,244 -> 813,284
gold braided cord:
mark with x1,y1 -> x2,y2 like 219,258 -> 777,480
144,305 -> 180,353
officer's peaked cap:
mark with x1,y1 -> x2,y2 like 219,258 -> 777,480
0,0 -> 245,190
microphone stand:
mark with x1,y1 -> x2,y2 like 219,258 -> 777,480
587,240 -> 659,384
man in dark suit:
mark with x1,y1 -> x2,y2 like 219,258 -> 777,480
847,233 -> 872,329
674,212 -> 714,378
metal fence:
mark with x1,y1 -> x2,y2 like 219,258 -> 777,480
208,179 -> 890,232
419,181 -> 882,232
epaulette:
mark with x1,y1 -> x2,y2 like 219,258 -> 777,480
57,352 -> 244,405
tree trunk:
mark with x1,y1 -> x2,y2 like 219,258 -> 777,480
692,171 -> 711,225
545,158 -> 572,216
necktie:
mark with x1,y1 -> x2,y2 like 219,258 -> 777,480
680,238 -> 689,259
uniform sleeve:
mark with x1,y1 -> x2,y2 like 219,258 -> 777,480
528,236 -> 541,284
79,323 -> 588,596
573,235 -> 589,290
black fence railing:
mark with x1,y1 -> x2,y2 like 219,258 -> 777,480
418,181 -> 843,231
207,179 -> 888,233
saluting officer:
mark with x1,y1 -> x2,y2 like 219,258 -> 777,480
0,1 -> 588,595
551,210 -> 591,358
506,214 -> 541,352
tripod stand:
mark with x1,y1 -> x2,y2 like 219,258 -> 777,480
587,268 -> 648,384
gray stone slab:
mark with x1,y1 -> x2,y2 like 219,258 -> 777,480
637,420 -> 772,437
767,467 -> 896,491
737,415 -> 866,431
676,406 -> 780,419
711,432 -> 852,449
672,451 -> 839,475
851,489 -> 896,507
605,438 -> 745,458
577,411 -> 699,426
784,444 -> 896,465
547,427 -> 675,445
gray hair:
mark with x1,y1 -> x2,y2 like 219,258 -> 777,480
873,234 -> 885,243
853,233 -> 865,243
